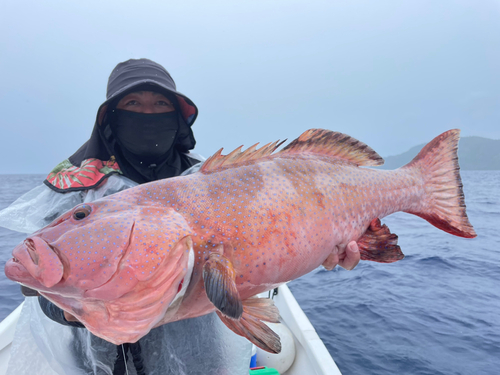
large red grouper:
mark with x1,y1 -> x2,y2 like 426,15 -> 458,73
5,129 -> 476,353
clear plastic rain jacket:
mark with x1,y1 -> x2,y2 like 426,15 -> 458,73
0,59 -> 251,374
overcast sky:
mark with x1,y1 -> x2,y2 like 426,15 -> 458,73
0,0 -> 498,174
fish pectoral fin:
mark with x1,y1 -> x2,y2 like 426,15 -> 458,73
216,297 -> 282,354
358,218 -> 405,263
203,253 -> 243,319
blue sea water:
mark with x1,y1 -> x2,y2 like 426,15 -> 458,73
0,172 -> 499,374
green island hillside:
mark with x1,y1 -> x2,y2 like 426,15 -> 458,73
378,136 -> 500,170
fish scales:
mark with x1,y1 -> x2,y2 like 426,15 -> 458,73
5,129 -> 476,352
137,155 -> 419,292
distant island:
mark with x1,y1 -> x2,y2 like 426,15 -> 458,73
378,136 -> 500,170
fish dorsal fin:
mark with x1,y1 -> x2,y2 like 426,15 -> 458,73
200,129 -> 383,173
279,129 -> 384,166
200,140 -> 286,173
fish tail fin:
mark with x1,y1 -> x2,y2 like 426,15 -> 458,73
403,129 -> 476,238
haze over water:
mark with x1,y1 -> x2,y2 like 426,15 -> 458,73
1,171 -> 499,374
1,1 -> 499,175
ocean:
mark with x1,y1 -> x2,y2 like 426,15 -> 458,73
1,172 -> 499,374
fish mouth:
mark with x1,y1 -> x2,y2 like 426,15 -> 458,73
5,238 -> 64,289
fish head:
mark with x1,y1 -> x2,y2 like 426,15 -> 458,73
5,199 -> 135,294
5,197 -> 196,344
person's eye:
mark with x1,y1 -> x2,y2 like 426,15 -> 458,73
157,100 -> 173,107
125,100 -> 139,106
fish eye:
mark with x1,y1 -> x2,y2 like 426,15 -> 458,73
73,205 -> 92,220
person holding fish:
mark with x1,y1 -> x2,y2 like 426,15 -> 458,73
0,58 -> 362,374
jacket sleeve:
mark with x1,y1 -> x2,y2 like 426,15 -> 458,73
38,296 -> 85,328
0,174 -> 139,234
181,152 -> 205,176
0,184 -> 84,234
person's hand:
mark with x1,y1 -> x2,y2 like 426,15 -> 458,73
322,241 -> 361,271
64,311 -> 80,322
337,241 -> 360,270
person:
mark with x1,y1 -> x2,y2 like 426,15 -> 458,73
0,58 -> 360,374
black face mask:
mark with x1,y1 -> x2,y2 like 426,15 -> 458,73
110,109 -> 179,159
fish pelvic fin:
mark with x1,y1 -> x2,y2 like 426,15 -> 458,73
203,253 -> 243,319
403,129 -> 477,238
216,297 -> 282,354
280,129 -> 384,166
357,218 -> 405,263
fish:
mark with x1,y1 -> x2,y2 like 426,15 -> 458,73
5,129 -> 476,353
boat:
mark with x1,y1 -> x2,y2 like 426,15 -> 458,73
0,284 -> 342,375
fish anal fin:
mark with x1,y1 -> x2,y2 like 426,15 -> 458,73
280,129 -> 384,167
216,297 -> 282,353
203,253 -> 242,319
358,218 -> 404,263
243,297 -> 280,323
